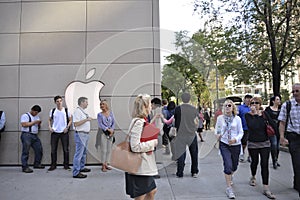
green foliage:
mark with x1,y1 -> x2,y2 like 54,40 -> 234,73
193,0 -> 300,95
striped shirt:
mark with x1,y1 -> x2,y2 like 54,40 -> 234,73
278,98 -> 300,134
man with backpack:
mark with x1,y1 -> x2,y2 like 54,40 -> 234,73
278,83 -> 300,197
0,110 -> 6,141
48,95 -> 72,171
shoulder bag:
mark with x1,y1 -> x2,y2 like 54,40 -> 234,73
110,119 -> 142,174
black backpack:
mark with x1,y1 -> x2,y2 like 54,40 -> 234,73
0,111 -> 5,133
51,108 -> 69,125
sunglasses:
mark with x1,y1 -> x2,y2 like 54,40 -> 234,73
225,104 -> 232,107
292,90 -> 299,94
250,102 -> 260,105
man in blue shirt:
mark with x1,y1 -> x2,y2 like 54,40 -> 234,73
238,94 -> 252,162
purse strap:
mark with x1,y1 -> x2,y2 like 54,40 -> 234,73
125,118 -> 140,141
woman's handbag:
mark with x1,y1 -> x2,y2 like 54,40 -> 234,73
262,111 -> 275,137
110,119 -> 142,174
169,126 -> 177,137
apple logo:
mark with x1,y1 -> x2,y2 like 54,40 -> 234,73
64,68 -> 104,119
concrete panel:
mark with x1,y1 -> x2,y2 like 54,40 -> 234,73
0,0 -> 20,3
0,99 -> 19,131
20,33 -> 85,64
153,30 -> 160,63
86,63 -> 154,96
0,2 -> 21,33
0,132 -> 19,165
0,34 -> 19,65
87,1 -> 152,31
0,66 -> 19,97
86,31 -> 154,63
21,1 -> 86,32
19,65 -> 81,97
152,0 -> 159,28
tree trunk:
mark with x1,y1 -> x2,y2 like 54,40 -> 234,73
272,62 -> 281,96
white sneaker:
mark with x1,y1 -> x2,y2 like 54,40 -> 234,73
239,154 -> 245,162
192,173 -> 198,178
226,187 -> 236,199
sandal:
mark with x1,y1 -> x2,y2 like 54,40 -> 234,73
263,190 -> 276,199
249,177 -> 256,186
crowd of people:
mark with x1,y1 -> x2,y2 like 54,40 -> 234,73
1,83 -> 300,200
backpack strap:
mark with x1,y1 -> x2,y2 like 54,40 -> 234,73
51,108 -> 56,120
285,100 -> 292,132
26,113 -> 32,133
51,107 -> 69,125
65,108 -> 69,125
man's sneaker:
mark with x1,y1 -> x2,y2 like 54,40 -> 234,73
22,167 -> 33,173
48,166 -> 56,171
226,187 -> 236,199
73,173 -> 87,179
80,168 -> 91,173
33,164 -> 45,169
192,173 -> 198,178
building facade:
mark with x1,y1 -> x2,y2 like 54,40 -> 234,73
0,0 -> 160,165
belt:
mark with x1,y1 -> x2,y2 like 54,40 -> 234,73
75,131 -> 89,134
287,131 -> 300,136
22,132 -> 37,135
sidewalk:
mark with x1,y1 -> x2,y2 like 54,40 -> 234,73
0,130 -> 298,200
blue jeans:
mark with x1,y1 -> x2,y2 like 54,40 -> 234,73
219,142 -> 241,175
20,132 -> 43,168
73,132 -> 90,176
176,136 -> 198,177
269,135 -> 279,164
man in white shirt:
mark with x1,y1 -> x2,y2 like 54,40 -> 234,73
48,95 -> 72,171
72,97 -> 93,178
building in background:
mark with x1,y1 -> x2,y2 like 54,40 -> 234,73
0,0 -> 160,165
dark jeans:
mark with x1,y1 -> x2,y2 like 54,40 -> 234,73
50,132 -> 69,167
21,132 -> 43,168
269,135 -> 279,164
205,119 -> 210,130
162,125 -> 172,146
248,147 -> 270,185
287,132 -> 300,194
219,142 -> 241,175
176,136 -> 198,177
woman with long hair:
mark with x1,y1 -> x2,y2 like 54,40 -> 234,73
265,96 -> 281,169
125,94 -> 158,200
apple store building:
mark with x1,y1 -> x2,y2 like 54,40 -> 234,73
0,0 -> 161,165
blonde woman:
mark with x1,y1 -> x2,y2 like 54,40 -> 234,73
125,94 -> 158,200
97,100 -> 115,172
215,100 -> 244,199
245,97 -> 276,199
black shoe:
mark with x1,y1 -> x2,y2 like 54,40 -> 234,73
73,173 -> 87,179
80,168 -> 91,173
22,167 -> 33,173
48,166 -> 56,171
273,163 -> 277,169
64,166 -> 71,170
33,164 -> 45,169
277,162 -> 280,167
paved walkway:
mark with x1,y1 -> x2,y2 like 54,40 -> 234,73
0,130 -> 299,200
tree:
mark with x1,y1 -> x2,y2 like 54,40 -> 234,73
194,0 -> 300,96
161,31 -> 213,106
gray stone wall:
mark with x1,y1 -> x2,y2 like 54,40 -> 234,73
0,0 -> 160,165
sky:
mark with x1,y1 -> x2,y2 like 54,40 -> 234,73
159,0 -> 204,65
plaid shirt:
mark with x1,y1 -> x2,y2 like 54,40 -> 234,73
278,98 -> 300,134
